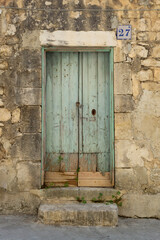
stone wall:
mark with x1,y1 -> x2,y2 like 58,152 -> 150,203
0,0 -> 160,217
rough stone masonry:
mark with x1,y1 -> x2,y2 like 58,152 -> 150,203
0,0 -> 160,218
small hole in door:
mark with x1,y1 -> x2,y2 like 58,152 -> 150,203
92,109 -> 96,116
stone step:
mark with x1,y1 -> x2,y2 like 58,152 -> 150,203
38,203 -> 118,226
31,187 -> 119,203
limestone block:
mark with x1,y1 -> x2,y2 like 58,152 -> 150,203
16,0 -> 23,8
133,91 -> 160,158
0,99 -> 4,106
137,32 -> 148,41
115,95 -> 134,113
18,50 -> 41,71
6,37 -> 19,45
22,30 -> 40,49
0,45 -> 12,57
152,45 -> 160,58
123,43 -> 132,55
0,191 -> 40,215
0,142 -> 6,159
114,45 -> 125,63
17,162 -> 40,191
111,16 -> 118,29
116,167 -> 148,191
132,77 -> 142,99
150,168 -> 160,182
16,71 -> 41,88
0,87 -> 3,95
136,70 -> 153,82
156,32 -> 160,40
0,123 -> 4,126
148,32 -> 157,41
10,134 -> 41,160
20,106 -> 41,133
114,63 -> 132,94
152,20 -> 160,31
137,18 -> 151,32
138,0 -> 152,5
0,108 -> 11,121
5,24 -> 16,36
83,0 -> 107,7
141,82 -> 160,91
45,1 -> 52,6
0,162 -> 16,191
0,128 -> 2,136
11,108 -> 20,123
115,168 -> 138,190
0,0 -> 12,7
70,11 -> 82,19
141,58 -> 160,67
0,61 -> 8,70
38,203 -> 118,226
115,140 -> 152,168
129,45 -> 148,58
154,68 -> 160,82
119,193 -> 160,219
31,188 -> 118,202
14,88 -> 41,106
115,113 -> 132,140
40,31 -> 117,47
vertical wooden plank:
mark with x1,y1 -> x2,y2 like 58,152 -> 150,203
41,47 -> 46,186
79,52 -> 83,155
97,52 -> 110,172
109,48 -> 115,185
61,52 -> 79,171
45,52 -> 62,171
82,52 -> 98,153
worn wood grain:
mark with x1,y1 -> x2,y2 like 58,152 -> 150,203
45,172 -> 77,187
78,172 -> 112,187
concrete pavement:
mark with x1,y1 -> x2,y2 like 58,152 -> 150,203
0,215 -> 159,240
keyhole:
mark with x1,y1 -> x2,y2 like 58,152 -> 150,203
92,109 -> 96,116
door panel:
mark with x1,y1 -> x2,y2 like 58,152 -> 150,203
45,52 -> 79,181
79,52 -> 110,174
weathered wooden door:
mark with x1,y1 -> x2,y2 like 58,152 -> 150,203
44,51 -> 113,187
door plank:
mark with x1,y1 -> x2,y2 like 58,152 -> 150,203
45,172 -> 77,187
61,52 -> 79,171
45,53 -> 62,171
60,153 -> 78,172
79,153 -> 97,172
78,172 -> 112,187
82,52 -> 98,153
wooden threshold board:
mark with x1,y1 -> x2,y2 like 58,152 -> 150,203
45,171 -> 113,187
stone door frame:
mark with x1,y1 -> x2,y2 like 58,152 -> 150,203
40,30 -> 116,187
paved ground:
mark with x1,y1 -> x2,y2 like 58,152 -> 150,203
0,215 -> 160,240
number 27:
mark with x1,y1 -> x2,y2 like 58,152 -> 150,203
119,28 -> 130,37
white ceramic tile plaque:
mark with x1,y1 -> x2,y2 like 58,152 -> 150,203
117,25 -> 132,40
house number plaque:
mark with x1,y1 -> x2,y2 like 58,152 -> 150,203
117,25 -> 132,40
